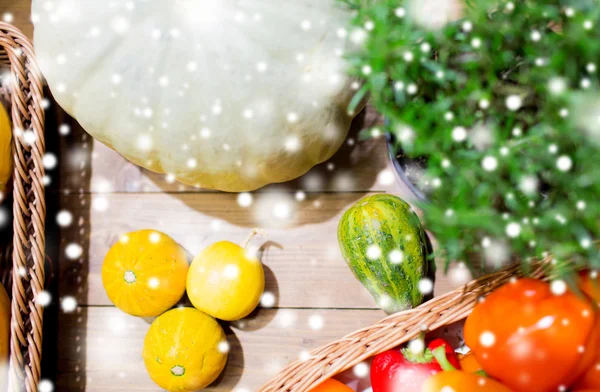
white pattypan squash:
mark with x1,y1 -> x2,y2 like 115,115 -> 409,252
33,0 -> 362,191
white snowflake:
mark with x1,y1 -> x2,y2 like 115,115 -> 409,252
519,176 -> 538,195
353,362 -> 370,378
237,193 -> 253,207
407,0 -> 462,30
479,331 -> 496,347
481,156 -> 498,171
505,95 -> 522,111
551,280 -> 567,295
308,314 -> 324,330
56,210 -> 73,227
218,340 -> 230,353
260,292 -> 276,308
388,249 -> 404,264
38,380 -> 54,392
408,338 -> 425,354
548,78 -> 566,95
65,243 -> 83,260
418,278 -> 433,294
92,196 -> 109,212
505,222 -> 521,238
366,245 -> 382,260
61,296 -> 78,313
556,155 -> 572,171
36,291 -> 52,307
469,123 -> 494,150
452,126 -> 467,142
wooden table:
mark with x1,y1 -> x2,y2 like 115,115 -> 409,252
1,3 -> 470,390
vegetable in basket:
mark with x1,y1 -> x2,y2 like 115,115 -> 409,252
310,378 -> 354,392
464,278 -> 599,392
421,370 -> 512,392
370,338 -> 459,392
458,352 -> 482,374
572,271 -> 600,391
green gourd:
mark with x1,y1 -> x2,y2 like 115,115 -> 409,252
337,194 -> 430,313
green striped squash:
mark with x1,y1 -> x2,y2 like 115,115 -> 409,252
337,194 -> 430,313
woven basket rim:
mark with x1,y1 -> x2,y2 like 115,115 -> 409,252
259,258 -> 550,392
0,21 -> 46,392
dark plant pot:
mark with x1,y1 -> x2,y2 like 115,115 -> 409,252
385,132 -> 428,202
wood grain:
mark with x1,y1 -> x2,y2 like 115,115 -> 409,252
57,307 -> 385,391
56,192 -> 470,310
0,0 -> 32,39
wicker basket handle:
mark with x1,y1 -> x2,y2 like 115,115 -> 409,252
0,22 -> 46,392
259,259 -> 549,392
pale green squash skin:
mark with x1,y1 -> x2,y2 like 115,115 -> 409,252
337,194 -> 429,313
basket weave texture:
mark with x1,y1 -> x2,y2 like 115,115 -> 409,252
260,259 -> 548,392
0,22 -> 46,392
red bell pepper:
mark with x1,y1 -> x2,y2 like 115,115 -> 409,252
427,338 -> 461,370
370,338 -> 460,392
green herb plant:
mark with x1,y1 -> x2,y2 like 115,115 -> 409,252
343,0 -> 600,274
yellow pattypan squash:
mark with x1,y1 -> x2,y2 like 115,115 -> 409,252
102,230 -> 188,317
0,283 -> 9,389
187,230 -> 265,321
0,104 -> 11,201
142,307 -> 227,392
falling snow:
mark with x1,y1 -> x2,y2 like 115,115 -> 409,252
556,155 -> 572,172
551,280 -> 567,295
65,243 -> 83,260
418,278 -> 433,295
61,296 -> 78,313
479,331 -> 495,347
38,380 -> 54,392
481,156 -> 498,171
308,314 -> 324,330
260,292 -> 276,308
36,291 -> 52,307
408,338 -> 425,354
506,222 -> 521,238
366,245 -> 382,260
353,362 -> 370,378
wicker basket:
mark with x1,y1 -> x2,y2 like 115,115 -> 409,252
260,258 -> 550,392
0,22 -> 46,392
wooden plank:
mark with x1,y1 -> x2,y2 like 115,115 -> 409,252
48,105 -> 403,194
0,0 -> 33,39
57,192 -> 472,309
57,307 -> 386,391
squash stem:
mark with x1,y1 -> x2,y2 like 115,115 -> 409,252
243,228 -> 265,249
